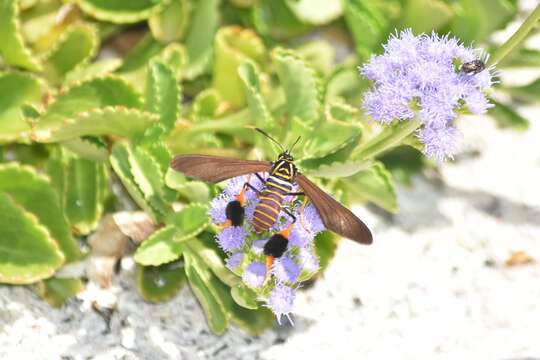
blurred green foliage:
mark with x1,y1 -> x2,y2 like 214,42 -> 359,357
0,0 -> 537,334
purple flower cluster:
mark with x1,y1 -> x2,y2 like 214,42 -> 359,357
360,29 -> 495,161
210,174 -> 324,324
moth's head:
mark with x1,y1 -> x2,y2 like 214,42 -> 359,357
278,151 -> 294,162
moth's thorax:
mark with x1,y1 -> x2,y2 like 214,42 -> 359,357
271,153 -> 297,182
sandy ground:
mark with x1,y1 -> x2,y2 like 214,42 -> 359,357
1,104 -> 539,360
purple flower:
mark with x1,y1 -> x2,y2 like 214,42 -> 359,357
226,253 -> 244,270
252,239 -> 268,255
298,247 -> 319,273
217,226 -> 246,252
289,203 -> 325,247
360,29 -> 495,161
267,284 -> 295,325
225,173 -> 265,203
242,262 -> 266,288
209,194 -> 231,225
273,256 -> 300,283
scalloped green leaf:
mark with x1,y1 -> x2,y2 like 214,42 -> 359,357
167,203 -> 210,240
64,156 -> 108,235
61,137 -> 109,162
65,58 -> 122,85
76,0 -> 171,24
120,34 -> 166,73
136,261 -> 187,302
190,88 -> 225,122
134,225 -> 185,266
165,168 -> 211,203
149,0 -> 191,43
110,142 -> 157,219
342,0 -> 389,60
183,249 -> 228,335
0,192 -> 64,284
128,146 -> 173,219
33,277 -> 84,307
145,61 -> 180,134
186,236 -> 238,287
0,72 -> 44,143
231,283 -> 258,310
314,231 -> 338,271
284,0 -> 342,25
213,26 -> 266,108
184,0 -> 219,80
0,163 -> 81,262
229,305 -> 274,336
43,23 -> 99,85
0,0 -> 41,71
273,47 -> 322,126
35,107 -> 159,143
342,161 -> 398,213
34,76 -> 143,140
238,60 -> 274,129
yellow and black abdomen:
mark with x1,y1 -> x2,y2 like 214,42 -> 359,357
252,176 -> 290,232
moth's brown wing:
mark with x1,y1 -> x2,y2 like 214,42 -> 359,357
296,174 -> 373,245
170,155 -> 272,183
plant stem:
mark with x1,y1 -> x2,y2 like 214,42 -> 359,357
355,118 -> 422,160
488,3 -> 540,66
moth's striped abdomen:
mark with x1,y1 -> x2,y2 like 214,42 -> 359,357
252,174 -> 291,232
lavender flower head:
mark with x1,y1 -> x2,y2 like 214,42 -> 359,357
209,173 -> 324,322
361,29 -> 495,161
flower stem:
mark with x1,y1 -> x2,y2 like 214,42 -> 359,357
355,118 -> 422,160
488,3 -> 540,66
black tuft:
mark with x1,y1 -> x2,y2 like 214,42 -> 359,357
264,234 -> 288,258
225,200 -> 245,226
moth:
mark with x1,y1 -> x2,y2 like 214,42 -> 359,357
170,129 -> 373,245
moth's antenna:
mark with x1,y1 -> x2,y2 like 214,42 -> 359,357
255,128 -> 285,151
289,136 -> 301,153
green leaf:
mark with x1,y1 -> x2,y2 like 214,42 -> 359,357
145,61 -> 180,134
229,305 -> 274,336
61,137 -> 109,162
0,72 -> 44,143
507,78 -> 540,103
379,146 -> 425,185
273,47 -> 322,126
284,0 -> 342,25
34,76 -> 143,140
213,26 -> 266,108
0,192 -> 64,284
342,161 -> 398,213
186,235 -> 238,287
64,58 -> 122,85
167,203 -> 210,240
149,0 -> 191,43
120,34 -> 166,73
342,0 -> 389,60
0,0 -> 41,71
488,99 -> 529,131
295,40 -> 335,77
314,231 -> 338,272
190,88 -> 225,121
184,0 -> 220,80
33,277 -> 84,307
238,60 -> 274,130
252,0 -> 310,40
110,142 -> 157,219
449,0 -> 516,43
43,23 -> 99,85
64,155 -> 108,235
165,168 -> 211,203
230,283 -> 258,309
128,146 -> 173,219
134,225 -> 185,266
35,106 -> 159,143
0,163 -> 81,262
498,48 -> 540,68
399,0 -> 453,33
76,0 -> 171,23
183,249 -> 229,335
136,260 -> 187,302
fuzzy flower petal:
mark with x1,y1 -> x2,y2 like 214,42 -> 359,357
209,194 -> 232,225
267,284 -> 295,325
298,247 -> 320,273
252,239 -> 268,255
273,256 -> 300,283
242,262 -> 266,288
226,253 -> 244,270
217,226 -> 246,252
360,28 -> 494,161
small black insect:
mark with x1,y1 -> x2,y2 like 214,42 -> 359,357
225,200 -> 245,227
461,59 -> 486,75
